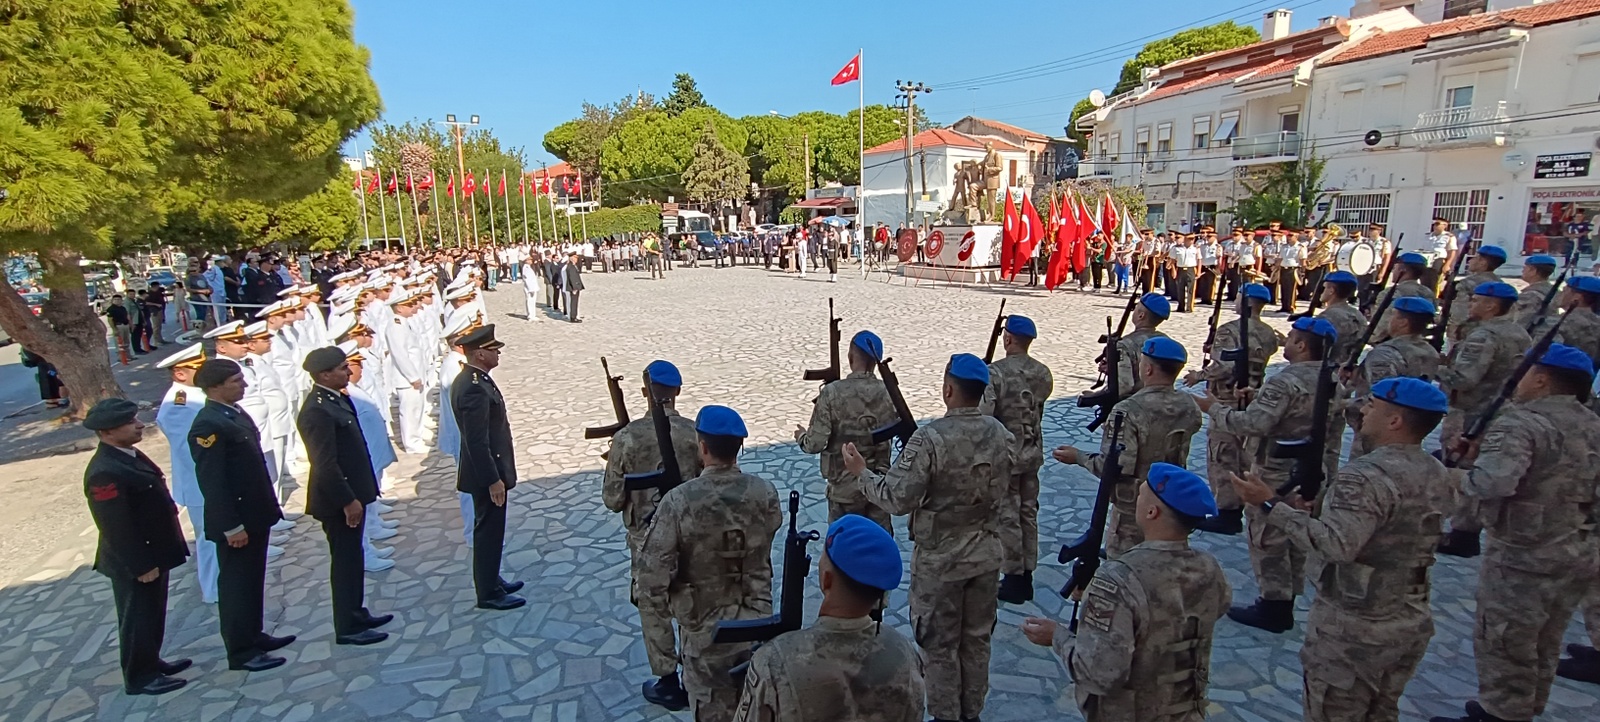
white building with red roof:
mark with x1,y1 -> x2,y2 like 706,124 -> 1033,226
860,127 -> 1030,229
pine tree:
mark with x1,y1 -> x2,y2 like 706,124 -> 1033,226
665,73 -> 708,117
682,123 -> 750,209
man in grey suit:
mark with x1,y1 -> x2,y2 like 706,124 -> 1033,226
560,252 -> 585,323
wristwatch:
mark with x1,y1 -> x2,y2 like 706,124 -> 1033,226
1260,499 -> 1278,514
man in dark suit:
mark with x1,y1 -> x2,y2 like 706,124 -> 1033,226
544,252 -> 563,313
190,359 -> 295,671
451,325 -> 525,610
82,398 -> 192,696
298,347 -> 393,646
561,252 -> 585,323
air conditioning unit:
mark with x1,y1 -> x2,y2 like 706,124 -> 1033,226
1144,160 -> 1169,173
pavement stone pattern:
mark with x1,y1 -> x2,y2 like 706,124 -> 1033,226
0,261 -> 1596,722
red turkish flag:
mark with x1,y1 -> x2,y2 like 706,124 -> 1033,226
463,172 -> 476,196
1100,192 -> 1120,239
366,172 -> 380,194
1001,189 -> 1019,280
445,172 -> 455,197
479,172 -> 489,196
496,173 -> 505,197
830,53 -> 861,85
403,172 -> 413,193
518,176 -> 526,196
1016,193 -> 1044,279
572,176 -> 583,197
1047,191 -> 1080,290
419,171 -> 434,191
385,173 -> 398,195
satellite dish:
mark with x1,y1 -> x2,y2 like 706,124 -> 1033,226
1089,89 -> 1107,108
1363,130 -> 1383,147
1501,150 -> 1528,174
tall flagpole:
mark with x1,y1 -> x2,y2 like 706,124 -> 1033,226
534,175 -> 546,244
430,171 -> 445,250
407,170 -> 425,250
858,47 -> 865,229
357,169 -> 372,249
449,171 -> 463,248
578,171 -> 588,241
392,171 -> 409,254
519,171 -> 530,245
377,167 -> 391,251
502,169 -> 513,248
485,168 -> 499,248
468,173 -> 482,248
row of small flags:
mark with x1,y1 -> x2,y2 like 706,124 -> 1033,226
354,169 -> 582,198
999,188 -> 1134,291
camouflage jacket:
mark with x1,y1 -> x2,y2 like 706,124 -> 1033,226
1115,328 -> 1167,398
1436,315 -> 1532,414
603,406 -> 704,531
798,371 -> 897,503
733,615 -> 925,722
1075,385 -> 1201,512
1512,279 -> 1555,330
1447,271 -> 1500,341
1556,307 -> 1600,362
1208,361 -> 1332,481
1372,280 -> 1437,345
1199,314 -> 1282,403
1351,334 -> 1442,403
983,352 -> 1054,469
1318,302 -> 1367,367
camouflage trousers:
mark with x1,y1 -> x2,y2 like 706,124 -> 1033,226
1442,409 -> 1484,534
1245,489 -> 1306,601
1301,600 -> 1431,722
911,571 -> 999,721
1474,555 -> 1590,720
1107,501 -> 1143,559
681,622 -> 753,722
626,527 -> 680,677
1206,429 -> 1247,510
827,497 -> 893,535
999,464 -> 1041,573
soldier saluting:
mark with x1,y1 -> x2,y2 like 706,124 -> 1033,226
82,399 -> 192,696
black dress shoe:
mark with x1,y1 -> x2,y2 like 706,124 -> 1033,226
1227,598 -> 1295,633
1437,529 -> 1481,558
336,629 -> 390,646
361,612 -> 395,629
229,653 -> 286,672
256,633 -> 297,652
500,579 -> 525,595
157,658 -> 192,675
641,673 -> 689,711
476,594 -> 526,611
126,675 -> 187,696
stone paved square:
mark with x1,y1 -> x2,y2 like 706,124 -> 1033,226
2,262 -> 1596,721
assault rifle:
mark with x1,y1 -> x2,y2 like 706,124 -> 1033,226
1525,248 -> 1578,334
870,358 -> 919,448
982,300 -> 1008,363
1076,317 -> 1120,431
1202,290 -> 1227,363
1267,353 -> 1337,501
1342,260 -> 1405,374
1221,310 -> 1253,410
1447,314 -> 1568,467
583,357 -> 630,439
621,370 -> 684,493
713,490 -> 820,644
1429,242 -> 1474,350
1057,411 -> 1124,631
803,298 -> 842,385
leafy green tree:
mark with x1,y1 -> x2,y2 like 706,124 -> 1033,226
1113,21 -> 1260,95
1226,152 -> 1329,228
0,0 -> 379,413
664,73 -> 708,117
369,120 -> 450,176
541,93 -> 655,207
602,107 -> 747,202
1066,97 -> 1098,145
683,122 -> 751,210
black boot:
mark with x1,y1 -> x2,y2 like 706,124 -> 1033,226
642,672 -> 689,711
1227,597 -> 1294,633
1195,507 -> 1243,535
1558,645 -> 1600,684
1427,700 -> 1526,722
997,573 -> 1032,604
1436,529 -> 1481,558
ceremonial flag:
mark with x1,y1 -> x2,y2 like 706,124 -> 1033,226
386,172 -> 398,195
572,175 -> 583,198
1015,193 -> 1044,280
1101,192 -> 1120,240
1001,189 -> 1018,281
464,172 -> 476,196
367,172 -> 380,194
1045,193 -> 1072,291
497,174 -> 507,197
479,173 -> 489,196
419,171 -> 434,191
445,172 -> 454,197
518,175 -> 526,196
831,53 -> 861,85
403,173 -> 412,193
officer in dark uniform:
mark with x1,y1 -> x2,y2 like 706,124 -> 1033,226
82,398 -> 192,696
190,359 -> 294,671
451,325 -> 525,610
297,347 -> 393,646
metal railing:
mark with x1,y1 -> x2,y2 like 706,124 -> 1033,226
1231,131 -> 1300,161
1413,101 -> 1516,145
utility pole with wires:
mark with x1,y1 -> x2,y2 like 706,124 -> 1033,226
895,81 -> 930,227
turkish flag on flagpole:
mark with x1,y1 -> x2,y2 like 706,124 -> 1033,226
464,172 -> 476,196
1020,193 -> 1044,267
385,173 -> 398,195
1001,189 -> 1019,280
830,53 -> 861,85
367,172 -> 380,194
1046,190 -> 1077,290
1101,192 -> 1120,239
497,173 -> 506,197
445,172 -> 454,197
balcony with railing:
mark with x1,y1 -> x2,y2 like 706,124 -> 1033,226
1231,131 -> 1300,162
1412,101 -> 1516,147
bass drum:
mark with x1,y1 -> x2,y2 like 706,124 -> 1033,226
1336,241 -> 1378,275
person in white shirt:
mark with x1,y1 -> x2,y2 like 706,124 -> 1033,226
339,342 -> 398,572
1277,231 -> 1305,314
1424,217 -> 1459,289
384,290 -> 429,454
520,258 -> 540,321
1196,228 -> 1221,305
1169,234 -> 1200,312
155,343 -> 218,603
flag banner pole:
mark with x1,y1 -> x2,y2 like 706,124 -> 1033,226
485,168 -> 498,248
519,171 -> 530,245
430,170 -> 445,250
407,170 -> 425,249
858,47 -> 864,228
468,173 -> 482,249
502,169 -> 513,247
449,171 -> 463,248
376,167 -> 391,251
578,172 -> 588,241
393,171 -> 409,255
534,177 -> 546,244
357,170 -> 371,248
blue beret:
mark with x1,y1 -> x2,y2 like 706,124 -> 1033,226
1538,343 -> 1596,377
825,514 -> 902,591
947,353 -> 990,384
1324,270 -> 1358,286
646,360 -> 682,388
1146,463 -> 1217,519
1370,377 -> 1448,414
851,331 -> 884,361
1392,296 -> 1437,315
1527,254 -> 1558,267
1242,283 -> 1272,301
1140,293 -> 1171,318
1570,275 -> 1600,294
1292,316 -> 1338,342
695,405 -> 747,438
1473,281 -> 1518,300
1141,336 -> 1187,363
1398,252 -> 1428,266
1005,315 -> 1037,338
1476,245 -> 1508,261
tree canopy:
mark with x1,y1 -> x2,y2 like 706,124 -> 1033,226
1113,21 -> 1260,95
664,73 -> 708,117
683,122 -> 751,207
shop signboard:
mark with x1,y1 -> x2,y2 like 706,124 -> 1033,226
1533,152 -> 1592,180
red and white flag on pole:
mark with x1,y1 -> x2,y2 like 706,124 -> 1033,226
830,53 -> 861,85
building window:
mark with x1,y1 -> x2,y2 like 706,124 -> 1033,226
1332,192 -> 1392,228
1336,89 -> 1364,132
1107,133 -> 1120,162
1189,202 -> 1218,230
1156,123 -> 1173,156
1214,113 -> 1240,145
1443,0 -> 1488,20
1279,112 -> 1299,134
1571,52 -> 1600,106
1146,203 -> 1167,232
1433,189 -> 1489,242
1193,116 -> 1211,150
1136,127 -> 1150,159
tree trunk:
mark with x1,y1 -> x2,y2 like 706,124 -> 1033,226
0,249 -> 124,419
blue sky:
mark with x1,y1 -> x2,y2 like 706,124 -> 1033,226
346,0 -> 1351,163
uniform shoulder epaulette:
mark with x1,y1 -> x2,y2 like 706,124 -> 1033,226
174,390 -> 187,406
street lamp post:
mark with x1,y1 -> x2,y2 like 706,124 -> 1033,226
440,114 -> 479,246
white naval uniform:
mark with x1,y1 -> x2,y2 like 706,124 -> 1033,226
347,383 -> 397,557
156,382 -> 217,603
385,317 -> 428,453
435,348 -> 475,545
245,352 -> 293,498
521,262 -> 540,320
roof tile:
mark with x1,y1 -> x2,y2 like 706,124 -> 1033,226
1326,0 -> 1600,66
865,128 -> 1022,155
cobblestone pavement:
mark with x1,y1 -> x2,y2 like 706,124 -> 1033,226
1,261 -> 1596,722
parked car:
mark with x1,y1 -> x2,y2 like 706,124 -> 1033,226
20,291 -> 47,316
145,266 -> 177,288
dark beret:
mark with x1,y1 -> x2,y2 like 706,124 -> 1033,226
194,359 -> 243,389
82,398 -> 139,431
302,346 -> 347,374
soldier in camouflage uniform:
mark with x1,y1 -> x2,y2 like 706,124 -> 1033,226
1434,282 -> 1533,559
1343,296 -> 1442,459
1111,293 -> 1172,399
1185,283 -> 1282,535
1445,245 -> 1507,343
1554,275 -> 1600,361
1370,254 -> 1437,345
1432,345 -> 1600,722
1313,271 -> 1368,367
795,331 -> 896,530
1055,337 -> 1200,558
984,315 -> 1054,604
733,515 -> 924,722
1232,377 -> 1453,722
1197,316 -> 1341,633
1019,463 -> 1230,722
638,405 -> 782,722
1511,254 -> 1559,331
603,360 -> 705,711
845,353 -> 1013,722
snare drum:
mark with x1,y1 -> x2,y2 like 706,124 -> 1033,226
1336,241 -> 1378,275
